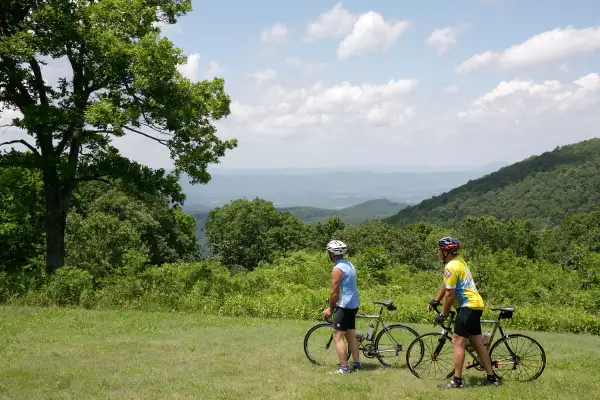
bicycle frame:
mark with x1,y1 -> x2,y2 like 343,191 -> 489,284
323,299 -> 396,357
433,305 -> 519,371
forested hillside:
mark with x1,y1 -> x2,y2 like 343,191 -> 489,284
386,138 -> 600,227
280,198 -> 407,224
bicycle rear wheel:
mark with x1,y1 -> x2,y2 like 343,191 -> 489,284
374,324 -> 420,368
303,322 -> 350,366
406,332 -> 455,380
490,334 -> 546,381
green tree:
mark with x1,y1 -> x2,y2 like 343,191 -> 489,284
337,220 -> 438,270
205,198 -> 312,270
0,0 -> 236,274
0,166 -> 45,271
312,216 -> 345,249
66,182 -> 199,278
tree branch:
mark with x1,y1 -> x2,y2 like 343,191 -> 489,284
28,57 -> 49,105
0,139 -> 40,155
140,121 -> 171,136
124,126 -> 169,146
75,174 -> 111,184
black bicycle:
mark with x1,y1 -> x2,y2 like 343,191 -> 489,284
303,299 -> 421,368
405,304 -> 546,381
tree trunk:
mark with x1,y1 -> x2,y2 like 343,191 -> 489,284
43,171 -> 70,274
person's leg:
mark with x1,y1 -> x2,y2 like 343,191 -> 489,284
439,308 -> 467,389
466,310 -> 499,386
452,333 -> 467,378
330,308 -> 351,374
344,308 -> 360,369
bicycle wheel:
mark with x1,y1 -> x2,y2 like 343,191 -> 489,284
406,332 -> 455,380
374,324 -> 420,368
490,334 -> 546,381
303,322 -> 350,366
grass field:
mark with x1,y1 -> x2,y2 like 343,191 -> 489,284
0,306 -> 599,399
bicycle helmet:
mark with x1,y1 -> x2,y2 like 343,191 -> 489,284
326,240 -> 347,256
438,237 -> 460,254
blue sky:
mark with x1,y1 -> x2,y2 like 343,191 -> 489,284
4,0 -> 600,171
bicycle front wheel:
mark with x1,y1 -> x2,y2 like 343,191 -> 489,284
406,332 -> 455,380
490,334 -> 546,381
303,322 -> 350,366
374,324 -> 420,368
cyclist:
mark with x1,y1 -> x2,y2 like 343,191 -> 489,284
322,239 -> 361,374
428,237 -> 499,388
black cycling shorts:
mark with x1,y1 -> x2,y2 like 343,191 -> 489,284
454,307 -> 483,338
333,307 -> 358,331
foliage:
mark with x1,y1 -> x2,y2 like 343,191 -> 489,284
66,183 -> 199,278
11,249 -> 600,335
386,138 -> 600,227
204,198 -> 313,270
0,166 -> 45,271
335,219 -> 439,270
0,0 -> 236,273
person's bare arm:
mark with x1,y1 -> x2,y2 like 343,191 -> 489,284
442,288 -> 456,316
434,281 -> 446,302
329,268 -> 343,310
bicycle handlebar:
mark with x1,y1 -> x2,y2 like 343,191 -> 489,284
432,303 -> 456,331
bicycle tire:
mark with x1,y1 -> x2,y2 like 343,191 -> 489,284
406,332 -> 455,380
303,322 -> 350,366
489,334 -> 546,381
373,324 -> 420,368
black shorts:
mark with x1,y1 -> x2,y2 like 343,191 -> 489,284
454,307 -> 483,338
333,307 -> 358,331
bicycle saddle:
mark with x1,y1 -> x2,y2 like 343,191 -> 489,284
491,306 -> 515,312
373,300 -> 393,307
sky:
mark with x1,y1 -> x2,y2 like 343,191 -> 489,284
2,0 -> 600,171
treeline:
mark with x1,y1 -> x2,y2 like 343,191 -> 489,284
1,168 -> 599,334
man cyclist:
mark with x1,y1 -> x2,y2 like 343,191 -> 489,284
429,237 -> 499,388
322,239 -> 361,374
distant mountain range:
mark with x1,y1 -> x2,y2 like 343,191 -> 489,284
179,163 -> 506,211
386,138 -> 600,227
280,198 -> 407,224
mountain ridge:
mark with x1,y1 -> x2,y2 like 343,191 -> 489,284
385,138 -> 600,227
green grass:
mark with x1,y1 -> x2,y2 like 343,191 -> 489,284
0,306 -> 599,399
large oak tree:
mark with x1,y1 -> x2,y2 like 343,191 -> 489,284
0,0 -> 237,273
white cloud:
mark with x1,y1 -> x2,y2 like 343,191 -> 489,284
442,85 -> 459,93
457,25 -> 600,73
284,57 -> 327,73
248,69 -> 277,83
260,23 -> 289,44
178,53 -> 201,81
229,78 -> 419,135
427,26 -> 461,55
337,11 -> 410,60
203,61 -> 224,80
459,73 -> 600,120
304,2 -> 358,42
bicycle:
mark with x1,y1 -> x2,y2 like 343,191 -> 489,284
303,299 -> 421,368
405,304 -> 546,381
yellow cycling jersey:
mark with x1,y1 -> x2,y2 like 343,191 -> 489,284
443,256 -> 484,310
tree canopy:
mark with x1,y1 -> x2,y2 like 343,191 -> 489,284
0,0 -> 236,273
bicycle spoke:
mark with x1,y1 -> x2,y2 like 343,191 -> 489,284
407,333 -> 454,380
374,324 -> 420,368
490,334 -> 546,381
304,323 -> 349,367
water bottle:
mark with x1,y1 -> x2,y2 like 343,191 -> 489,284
483,331 -> 491,345
366,324 -> 375,341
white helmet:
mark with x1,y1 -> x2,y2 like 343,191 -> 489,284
326,240 -> 347,256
